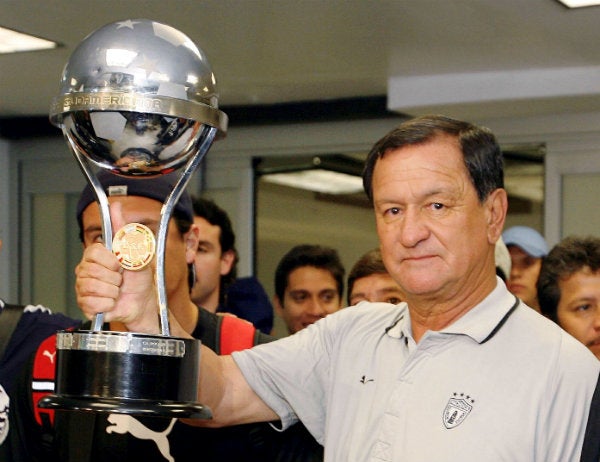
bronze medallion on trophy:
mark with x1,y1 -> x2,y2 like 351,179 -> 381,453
112,223 -> 156,271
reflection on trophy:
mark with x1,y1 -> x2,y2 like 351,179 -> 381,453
38,19 -> 227,418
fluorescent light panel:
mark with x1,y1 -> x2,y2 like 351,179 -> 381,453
0,26 -> 57,54
557,0 -> 600,7
262,169 -> 364,195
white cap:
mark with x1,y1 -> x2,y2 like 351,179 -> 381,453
495,237 -> 512,281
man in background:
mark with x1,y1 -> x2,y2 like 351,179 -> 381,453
190,196 -> 237,313
495,237 -> 512,282
191,196 -> 273,334
0,238 -> 80,460
346,248 -> 403,305
537,235 -> 600,359
273,244 -> 344,335
502,225 -> 548,311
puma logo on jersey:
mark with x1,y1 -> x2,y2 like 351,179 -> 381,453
106,414 -> 176,461
43,350 -> 56,364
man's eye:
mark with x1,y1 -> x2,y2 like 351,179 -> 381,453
432,203 -> 444,210
383,207 -> 401,217
387,297 -> 402,304
290,292 -> 308,303
576,304 -> 592,312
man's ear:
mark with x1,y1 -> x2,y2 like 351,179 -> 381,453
273,295 -> 284,317
184,224 -> 200,264
220,249 -> 236,276
485,188 -> 508,244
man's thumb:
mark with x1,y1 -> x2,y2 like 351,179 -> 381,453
109,201 -> 127,238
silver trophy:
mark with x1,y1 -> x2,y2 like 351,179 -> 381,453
39,19 -> 227,418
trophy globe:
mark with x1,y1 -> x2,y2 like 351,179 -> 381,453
39,19 -> 227,418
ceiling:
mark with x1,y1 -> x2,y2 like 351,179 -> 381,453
2,0 -> 600,126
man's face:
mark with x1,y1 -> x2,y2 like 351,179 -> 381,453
349,273 -> 403,305
372,136 -> 502,302
556,267 -> 600,360
81,196 -> 196,299
275,266 -> 341,334
190,216 -> 235,310
506,246 -> 543,311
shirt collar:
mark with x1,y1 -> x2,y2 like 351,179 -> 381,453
385,278 -> 518,344
385,303 -> 410,339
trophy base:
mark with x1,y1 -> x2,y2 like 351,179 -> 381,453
38,395 -> 211,419
38,330 -> 211,419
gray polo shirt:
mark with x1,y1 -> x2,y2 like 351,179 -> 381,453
233,279 -> 600,461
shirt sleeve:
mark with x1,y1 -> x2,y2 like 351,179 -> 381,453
538,332 -> 600,462
232,318 -> 335,444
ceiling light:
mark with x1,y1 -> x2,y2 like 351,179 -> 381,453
262,169 -> 364,195
0,26 -> 58,54
556,0 -> 600,7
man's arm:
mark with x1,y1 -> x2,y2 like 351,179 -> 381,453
195,345 -> 279,426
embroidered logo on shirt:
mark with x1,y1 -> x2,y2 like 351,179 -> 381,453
442,392 -> 474,429
359,375 -> 374,384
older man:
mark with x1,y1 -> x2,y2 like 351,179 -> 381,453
77,115 -> 600,462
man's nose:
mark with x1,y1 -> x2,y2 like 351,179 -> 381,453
592,309 -> 600,329
306,298 -> 328,316
399,208 -> 429,248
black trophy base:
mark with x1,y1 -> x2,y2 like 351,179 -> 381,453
37,330 -> 212,419
38,394 -> 211,419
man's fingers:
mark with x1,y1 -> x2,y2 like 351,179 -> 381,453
76,295 -> 116,320
77,243 -> 122,276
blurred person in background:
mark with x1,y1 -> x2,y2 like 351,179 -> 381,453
495,237 -> 511,282
502,225 -> 548,312
538,235 -> 600,360
347,248 -> 403,305
273,244 -> 344,335
0,238 -> 80,460
191,196 -> 273,334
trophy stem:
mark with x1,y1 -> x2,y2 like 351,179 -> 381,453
68,137 -> 113,331
156,125 -> 217,336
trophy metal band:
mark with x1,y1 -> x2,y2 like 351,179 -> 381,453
39,19 -> 227,418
